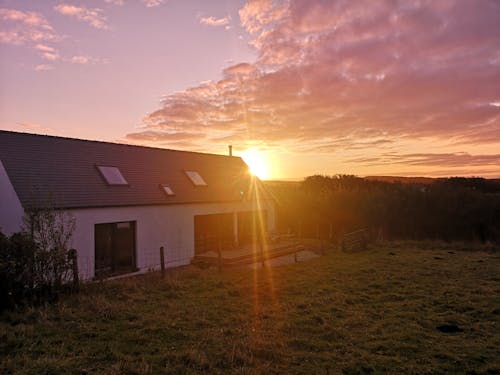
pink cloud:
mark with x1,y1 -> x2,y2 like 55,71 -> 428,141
16,122 -> 54,133
104,0 -> 125,5
141,0 -> 164,8
34,64 -> 53,71
199,15 -> 231,27
127,0 -> 500,176
34,43 -> 60,61
239,0 -> 289,35
68,55 -> 108,65
1,7 -> 106,68
54,4 -> 108,30
0,8 -> 56,45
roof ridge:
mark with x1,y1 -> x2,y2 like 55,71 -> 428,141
0,129 -> 241,160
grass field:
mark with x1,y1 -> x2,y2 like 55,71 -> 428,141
1,241 -> 499,374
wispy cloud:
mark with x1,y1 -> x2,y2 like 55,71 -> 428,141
141,0 -> 164,8
348,152 -> 500,168
0,8 -> 57,45
104,0 -> 125,5
69,55 -> 108,65
35,43 -> 60,61
127,0 -> 500,176
1,6 -> 108,70
16,122 -> 54,133
34,64 -> 53,72
199,15 -> 231,28
54,4 -> 108,30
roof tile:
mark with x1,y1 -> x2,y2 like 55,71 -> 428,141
0,131 -> 256,209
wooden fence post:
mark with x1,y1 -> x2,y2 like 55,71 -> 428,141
160,246 -> 165,278
217,240 -> 222,272
260,241 -> 265,268
68,248 -> 79,291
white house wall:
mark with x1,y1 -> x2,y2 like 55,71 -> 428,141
0,160 -> 24,235
68,199 -> 275,280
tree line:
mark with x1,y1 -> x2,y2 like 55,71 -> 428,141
265,176 -> 500,243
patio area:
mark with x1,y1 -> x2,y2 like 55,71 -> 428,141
192,239 -> 309,267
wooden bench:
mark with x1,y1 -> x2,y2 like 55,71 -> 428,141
342,229 -> 368,252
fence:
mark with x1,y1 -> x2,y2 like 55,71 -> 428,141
74,244 -> 194,281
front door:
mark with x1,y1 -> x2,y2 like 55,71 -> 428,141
194,213 -> 233,254
237,210 -> 268,245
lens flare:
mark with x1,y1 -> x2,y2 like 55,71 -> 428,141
241,149 -> 270,180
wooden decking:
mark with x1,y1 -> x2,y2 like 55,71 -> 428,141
192,240 -> 304,267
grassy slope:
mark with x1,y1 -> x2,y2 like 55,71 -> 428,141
1,241 -> 499,374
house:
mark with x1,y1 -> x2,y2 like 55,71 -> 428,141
0,130 -> 275,279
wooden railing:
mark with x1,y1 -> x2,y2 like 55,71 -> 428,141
342,229 -> 368,252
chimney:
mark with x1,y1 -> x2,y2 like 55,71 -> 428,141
228,145 -> 233,156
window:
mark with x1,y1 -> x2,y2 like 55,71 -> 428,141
95,221 -> 136,277
97,165 -> 128,185
185,170 -> 207,186
160,184 -> 175,196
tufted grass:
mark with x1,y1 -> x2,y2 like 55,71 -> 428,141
1,241 -> 499,374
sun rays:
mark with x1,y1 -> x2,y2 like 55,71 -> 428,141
247,175 -> 281,331
242,149 -> 271,180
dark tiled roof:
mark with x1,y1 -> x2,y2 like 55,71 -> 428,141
0,131 -> 258,210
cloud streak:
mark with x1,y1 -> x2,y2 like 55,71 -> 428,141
69,55 -> 108,65
54,4 -> 108,30
199,15 -> 231,28
141,0 -> 164,8
34,64 -> 53,72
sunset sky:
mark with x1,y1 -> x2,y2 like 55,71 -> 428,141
1,0 -> 499,179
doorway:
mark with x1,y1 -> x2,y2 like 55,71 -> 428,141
194,213 -> 233,254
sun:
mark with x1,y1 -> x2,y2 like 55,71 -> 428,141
241,149 -> 270,180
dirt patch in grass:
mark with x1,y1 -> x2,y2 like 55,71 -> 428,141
1,241 -> 499,374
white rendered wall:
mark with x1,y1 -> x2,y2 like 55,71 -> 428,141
0,160 -> 24,235
68,199 -> 275,280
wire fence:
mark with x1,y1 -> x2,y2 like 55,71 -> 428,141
75,245 -> 194,281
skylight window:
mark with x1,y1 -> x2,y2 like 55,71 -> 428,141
97,166 -> 128,185
160,184 -> 175,196
185,170 -> 207,186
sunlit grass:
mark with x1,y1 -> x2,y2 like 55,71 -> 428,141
1,241 -> 499,374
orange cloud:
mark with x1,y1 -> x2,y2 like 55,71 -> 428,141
16,122 -> 54,132
127,0 -> 500,177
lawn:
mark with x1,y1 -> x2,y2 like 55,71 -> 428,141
1,241 -> 499,374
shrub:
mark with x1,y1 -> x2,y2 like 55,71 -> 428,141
0,208 -> 76,311
0,232 -> 37,310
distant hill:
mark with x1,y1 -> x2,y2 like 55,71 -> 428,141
364,176 -> 436,184
263,180 -> 301,189
265,176 -> 500,191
